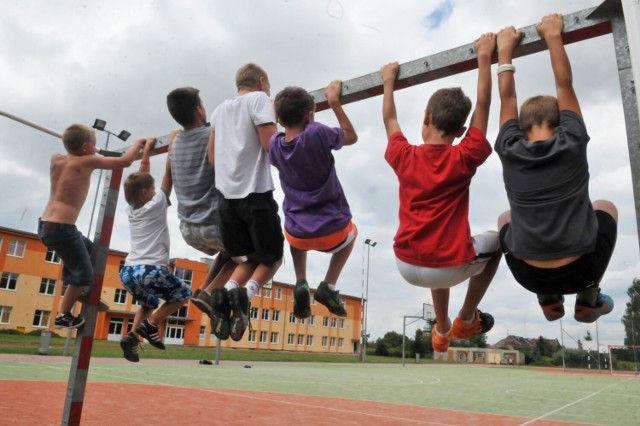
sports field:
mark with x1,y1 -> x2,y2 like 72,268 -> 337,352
1,354 -> 638,425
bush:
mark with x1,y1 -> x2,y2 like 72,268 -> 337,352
529,356 -> 555,367
0,329 -> 24,335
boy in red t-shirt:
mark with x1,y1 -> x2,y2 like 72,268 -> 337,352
380,33 -> 502,352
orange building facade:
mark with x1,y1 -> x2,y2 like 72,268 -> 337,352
0,226 -> 363,354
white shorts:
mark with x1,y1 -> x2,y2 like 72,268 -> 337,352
396,231 -> 499,289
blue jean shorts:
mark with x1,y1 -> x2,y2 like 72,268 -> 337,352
119,265 -> 192,309
37,219 -> 93,286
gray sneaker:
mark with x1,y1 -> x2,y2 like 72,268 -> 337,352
210,288 -> 231,340
293,279 -> 311,319
313,281 -> 347,317
190,288 -> 213,317
228,287 -> 250,341
136,319 -> 165,350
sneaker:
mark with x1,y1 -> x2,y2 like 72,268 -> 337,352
136,319 -> 165,350
540,296 -> 565,321
313,281 -> 347,317
293,279 -> 311,319
120,333 -> 140,363
228,287 -> 250,341
210,288 -> 231,340
191,288 -> 213,317
574,291 -> 614,323
54,313 -> 85,329
431,320 -> 452,352
451,310 -> 494,339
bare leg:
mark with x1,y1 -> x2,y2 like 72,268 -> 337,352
248,259 -> 283,287
290,246 -> 307,281
593,199 -> 618,222
228,259 -> 259,286
60,286 -> 85,313
148,301 -> 187,325
131,306 -> 153,331
458,251 -> 502,321
324,239 -> 355,285
431,288 -> 451,334
203,254 -> 236,292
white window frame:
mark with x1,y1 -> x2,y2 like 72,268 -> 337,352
39,278 -> 56,296
270,332 -> 279,344
272,309 -> 280,322
261,308 -> 270,321
338,337 -> 344,348
309,315 -> 316,326
33,310 -> 50,328
0,305 -> 12,324
45,248 -> 61,264
248,330 -> 257,342
323,317 -> 329,327
287,333 -> 295,345
259,330 -> 268,343
174,267 -> 192,287
0,272 -> 18,291
340,319 -> 345,328
263,288 -> 272,299
274,288 -> 282,299
321,336 -> 328,347
250,307 -> 259,320
331,318 -> 337,328
199,326 -> 206,340
114,288 -> 127,304
297,334 -> 304,345
7,238 -> 26,258
289,312 -> 296,323
306,335 -> 314,346
330,336 -> 336,347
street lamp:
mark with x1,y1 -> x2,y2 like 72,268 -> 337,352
87,119 -> 130,236
361,238 -> 377,363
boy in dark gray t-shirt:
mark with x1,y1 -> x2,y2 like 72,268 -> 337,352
495,14 -> 617,323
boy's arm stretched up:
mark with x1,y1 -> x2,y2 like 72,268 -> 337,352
497,26 -> 522,127
160,130 -> 180,197
138,137 -> 156,174
86,137 -> 145,170
380,62 -> 401,139
469,32 -> 496,135
537,13 -> 581,115
325,80 -> 358,146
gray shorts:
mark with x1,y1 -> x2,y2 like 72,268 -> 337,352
179,221 -> 225,256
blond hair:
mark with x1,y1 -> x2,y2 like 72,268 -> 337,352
235,63 -> 269,90
62,124 -> 94,154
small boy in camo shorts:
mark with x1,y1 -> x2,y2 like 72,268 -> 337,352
118,136 -> 191,362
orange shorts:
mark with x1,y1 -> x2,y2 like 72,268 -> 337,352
285,222 -> 358,253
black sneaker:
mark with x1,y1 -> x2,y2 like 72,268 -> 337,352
120,332 -> 140,363
54,313 -> 85,329
293,279 -> 311,319
210,288 -> 231,340
136,319 -> 165,350
228,287 -> 250,341
191,288 -> 213,317
313,281 -> 347,317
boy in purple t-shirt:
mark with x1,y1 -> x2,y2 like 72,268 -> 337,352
269,81 -> 358,318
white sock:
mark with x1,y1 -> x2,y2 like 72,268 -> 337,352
246,280 -> 260,299
224,280 -> 239,291
327,283 -> 336,291
462,311 -> 476,325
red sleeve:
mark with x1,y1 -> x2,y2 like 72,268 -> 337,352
457,127 -> 491,167
384,131 -> 412,172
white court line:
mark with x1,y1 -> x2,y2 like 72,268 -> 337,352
518,377 -> 633,426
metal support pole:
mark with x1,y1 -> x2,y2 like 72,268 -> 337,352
401,315 -> 423,367
560,320 -> 566,371
61,168 -> 123,426
215,337 -> 221,365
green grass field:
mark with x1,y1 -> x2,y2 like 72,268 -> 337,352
2,357 -> 639,425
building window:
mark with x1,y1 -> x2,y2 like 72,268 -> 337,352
263,288 -> 272,299
287,333 -> 295,345
330,337 -> 336,347
323,317 -> 329,327
133,298 -> 144,306
114,288 -> 127,304
0,306 -> 12,324
33,310 -> 50,327
174,306 -> 188,318
248,330 -> 257,342
297,334 -> 304,345
200,326 -> 206,340
306,335 -> 314,346
45,248 -> 61,264
274,288 -> 282,299
61,283 -> 69,296
331,318 -> 337,328
270,332 -> 279,344
272,310 -> 280,322
250,307 -> 259,320
7,239 -> 26,258
300,317 -> 306,325
340,319 -> 345,329
321,336 -> 328,347
309,315 -> 315,326
39,278 -> 56,296
259,331 -> 268,343
289,312 -> 296,323
0,272 -> 18,291
338,337 -> 344,348
108,318 -> 124,336
119,260 -> 125,272
255,288 -> 261,296
174,267 -> 192,287
261,308 -> 270,321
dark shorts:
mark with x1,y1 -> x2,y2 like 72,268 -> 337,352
499,210 -> 617,295
219,191 -> 284,266
119,265 -> 192,309
37,219 -> 93,287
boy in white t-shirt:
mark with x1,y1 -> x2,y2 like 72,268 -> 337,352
118,137 -> 191,362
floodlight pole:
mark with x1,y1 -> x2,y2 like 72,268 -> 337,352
361,239 -> 376,363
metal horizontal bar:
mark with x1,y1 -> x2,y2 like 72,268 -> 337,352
310,6 -> 613,112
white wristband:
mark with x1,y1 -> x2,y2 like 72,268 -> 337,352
497,64 -> 516,75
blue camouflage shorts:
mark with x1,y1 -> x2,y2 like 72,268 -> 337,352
119,265 -> 192,309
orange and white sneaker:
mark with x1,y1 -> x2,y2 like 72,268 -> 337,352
451,310 -> 494,340
431,321 -> 452,353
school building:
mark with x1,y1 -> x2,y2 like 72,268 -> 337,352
0,225 -> 363,354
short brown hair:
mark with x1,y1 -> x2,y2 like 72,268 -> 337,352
62,124 -> 94,154
426,88 -> 472,136
519,95 -> 559,133
124,172 -> 154,207
274,87 -> 315,127
236,63 -> 269,90
167,87 -> 201,127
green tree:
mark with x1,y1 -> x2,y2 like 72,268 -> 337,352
622,279 -> 640,347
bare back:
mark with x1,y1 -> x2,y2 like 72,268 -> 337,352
41,154 -> 96,224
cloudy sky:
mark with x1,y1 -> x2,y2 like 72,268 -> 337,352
1,0 -> 637,350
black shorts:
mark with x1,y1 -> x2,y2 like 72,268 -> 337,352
499,210 -> 617,295
218,191 -> 284,266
